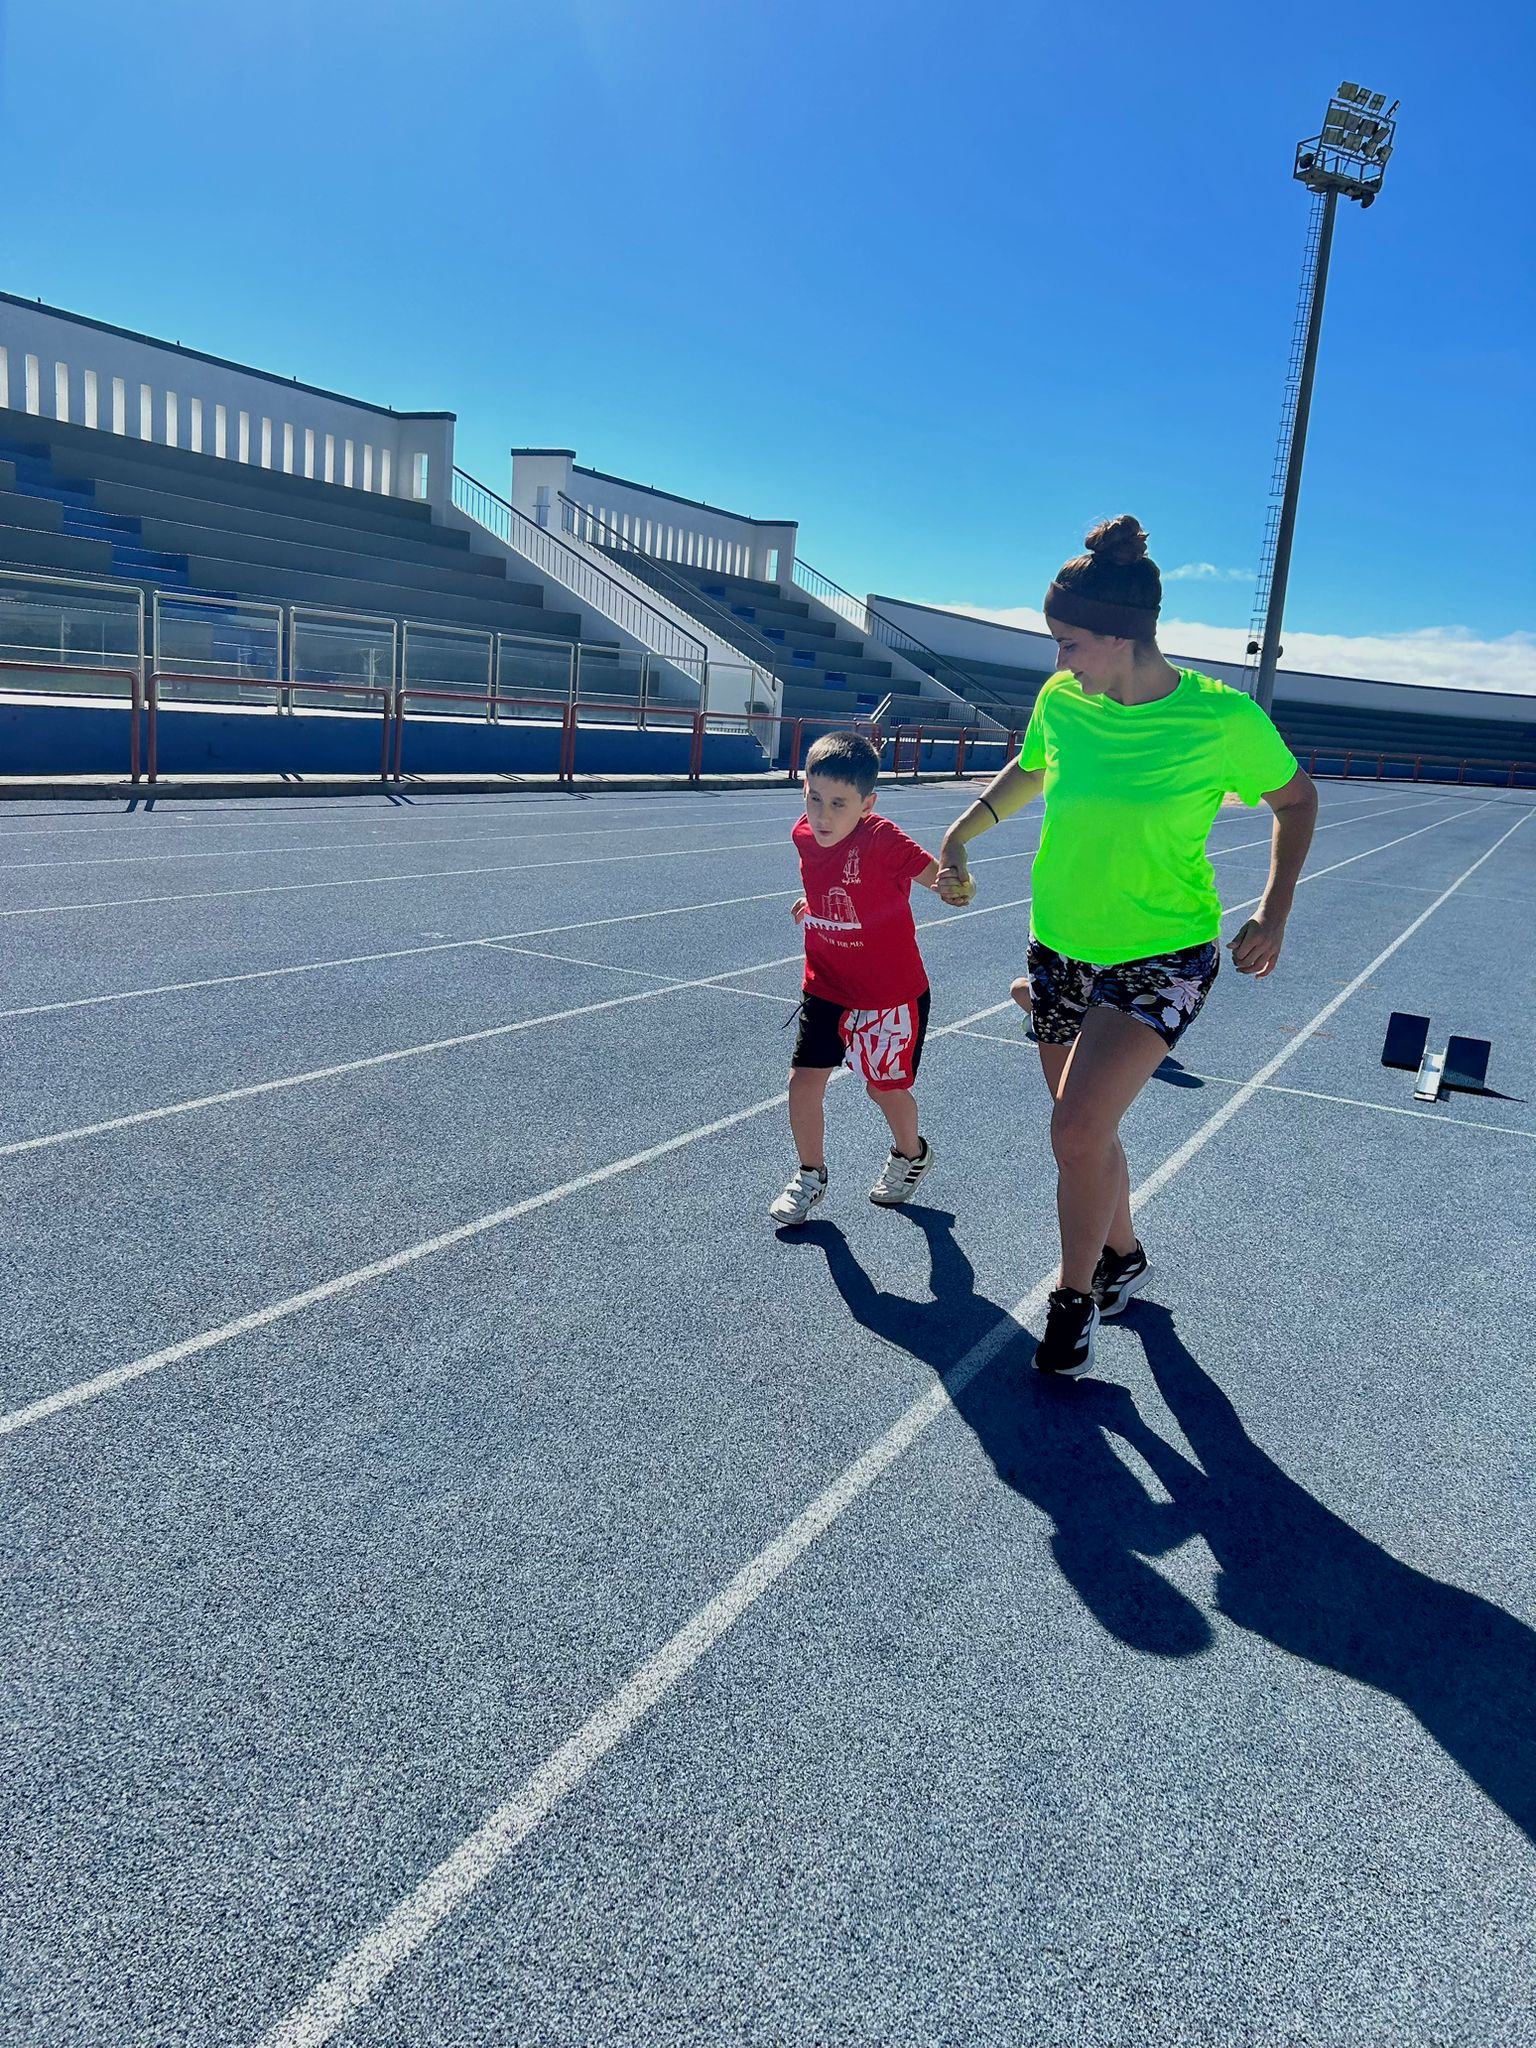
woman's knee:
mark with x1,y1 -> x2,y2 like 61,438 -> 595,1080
1051,1100 -> 1118,1172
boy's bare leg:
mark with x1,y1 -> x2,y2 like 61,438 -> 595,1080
788,1066 -> 836,1170
870,1082 -> 921,1158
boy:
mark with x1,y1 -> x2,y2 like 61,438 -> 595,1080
770,730 -> 943,1227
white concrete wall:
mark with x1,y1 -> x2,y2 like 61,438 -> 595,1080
512,449 -> 797,586
0,294 -> 455,514
870,596 -> 1535,729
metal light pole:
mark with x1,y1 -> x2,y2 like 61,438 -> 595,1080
1248,84 -> 1400,714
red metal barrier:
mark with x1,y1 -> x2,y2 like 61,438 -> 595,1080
147,672 -> 393,786
954,728 -> 968,777
559,701 -> 578,782
392,684 -> 572,781
687,711 -> 706,785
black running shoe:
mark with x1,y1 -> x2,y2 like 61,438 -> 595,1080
1092,1241 -> 1150,1318
1033,1287 -> 1100,1375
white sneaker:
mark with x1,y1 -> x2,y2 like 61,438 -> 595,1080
770,1165 -> 827,1226
868,1138 -> 934,1206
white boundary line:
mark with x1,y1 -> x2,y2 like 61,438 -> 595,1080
0,795 -> 1436,1025
0,790 -> 1443,922
0,799 -> 1469,1162
0,991 -> 1018,1441
951,1032 -> 1535,1142
249,800 -> 1531,2048
0,895 -> 1035,1164
0,799 -> 1498,1398
0,783 -> 1002,872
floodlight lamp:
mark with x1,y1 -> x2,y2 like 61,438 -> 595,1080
1369,92 -> 1385,110
1359,192 -> 1376,209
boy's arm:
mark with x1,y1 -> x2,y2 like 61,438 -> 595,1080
913,858 -> 942,893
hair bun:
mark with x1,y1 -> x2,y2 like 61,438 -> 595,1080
1085,515 -> 1148,566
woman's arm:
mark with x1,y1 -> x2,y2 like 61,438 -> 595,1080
1228,768 -> 1318,977
936,759 -> 1045,904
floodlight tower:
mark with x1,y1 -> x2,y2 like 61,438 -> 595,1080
1246,84 -> 1400,714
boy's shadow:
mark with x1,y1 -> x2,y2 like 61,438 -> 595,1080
792,1207 -> 1536,1843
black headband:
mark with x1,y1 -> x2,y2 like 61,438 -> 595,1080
1043,581 -> 1160,643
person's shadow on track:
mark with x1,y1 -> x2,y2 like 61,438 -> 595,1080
1120,1300 -> 1536,1844
790,1208 -> 1214,1658
791,1207 -> 1536,1844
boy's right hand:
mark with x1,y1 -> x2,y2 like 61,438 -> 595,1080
937,863 -> 976,907
792,897 -> 809,923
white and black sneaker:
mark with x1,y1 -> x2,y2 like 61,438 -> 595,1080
1033,1286 -> 1100,1375
769,1165 -> 827,1227
1092,1241 -> 1151,1318
868,1138 -> 934,1207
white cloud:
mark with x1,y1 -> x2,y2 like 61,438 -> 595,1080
936,604 -> 1536,697
1164,562 -> 1252,582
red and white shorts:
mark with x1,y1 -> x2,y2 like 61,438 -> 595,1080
791,989 -> 931,1093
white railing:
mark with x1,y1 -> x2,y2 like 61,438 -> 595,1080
453,468 -> 709,692
510,451 -> 798,589
0,294 -> 454,513
0,564 -> 145,683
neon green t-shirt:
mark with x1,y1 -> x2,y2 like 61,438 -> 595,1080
1019,668 -> 1299,965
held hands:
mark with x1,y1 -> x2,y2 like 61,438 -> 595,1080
1228,909 -> 1287,977
936,860 -> 976,908
791,897 -> 809,924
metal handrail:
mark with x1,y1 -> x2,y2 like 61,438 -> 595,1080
791,558 -> 1011,721
556,492 -> 781,713
0,563 -> 145,683
452,467 -> 709,691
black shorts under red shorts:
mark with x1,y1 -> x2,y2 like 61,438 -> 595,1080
790,989 -> 931,1093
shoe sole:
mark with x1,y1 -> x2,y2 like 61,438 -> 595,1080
770,1184 -> 826,1228
868,1151 -> 934,1206
1097,1262 -> 1152,1319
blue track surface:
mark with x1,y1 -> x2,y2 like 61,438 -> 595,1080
1,779 -> 1531,2046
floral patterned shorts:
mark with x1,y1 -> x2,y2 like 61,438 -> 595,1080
1026,937 -> 1220,1050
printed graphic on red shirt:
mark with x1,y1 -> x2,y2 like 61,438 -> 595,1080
792,813 -> 932,1009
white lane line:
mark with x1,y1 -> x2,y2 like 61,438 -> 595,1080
475,944 -> 802,1010
0,788 -> 1438,922
0,799 -> 1472,1155
0,784 -> 996,871
0,816 -> 818,874
1169,1072 -> 1536,1142
0,895 -> 1035,1163
248,806 -> 1529,2048
0,994 -> 1019,1443
952,1033 -> 1536,1141
0,890 -> 808,1023
0,796 -> 1428,1025
0,834 -> 795,919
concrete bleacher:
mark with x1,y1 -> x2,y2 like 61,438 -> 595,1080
602,549 -> 982,736
0,408 -> 582,649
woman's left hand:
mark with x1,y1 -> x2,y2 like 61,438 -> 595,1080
1228,911 -> 1287,977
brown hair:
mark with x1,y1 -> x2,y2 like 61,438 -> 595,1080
805,728 -> 880,795
1043,515 -> 1162,641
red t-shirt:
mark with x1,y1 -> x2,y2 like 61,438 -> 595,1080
793,813 -> 933,1008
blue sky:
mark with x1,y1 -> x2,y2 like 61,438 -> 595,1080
2,0 -> 1531,686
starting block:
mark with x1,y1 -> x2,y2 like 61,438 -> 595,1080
1381,1012 -> 1493,1103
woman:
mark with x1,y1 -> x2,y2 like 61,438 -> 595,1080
938,516 -> 1318,1375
